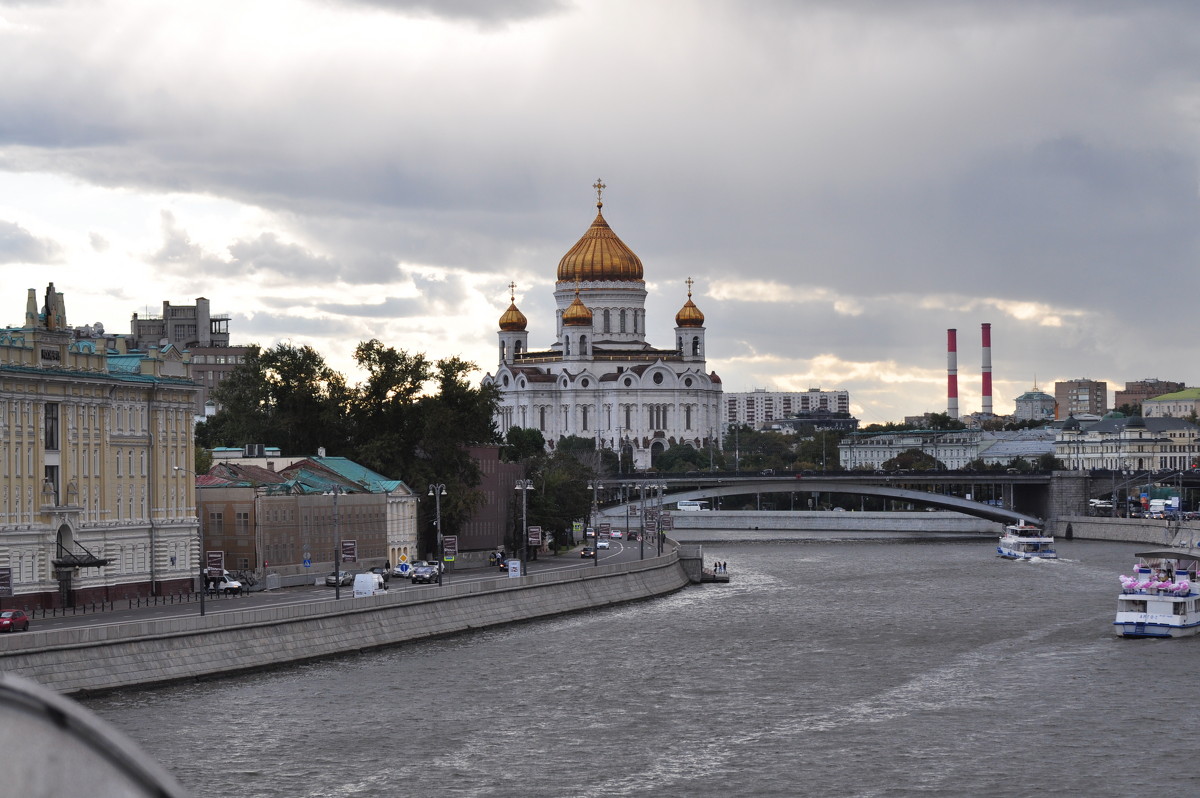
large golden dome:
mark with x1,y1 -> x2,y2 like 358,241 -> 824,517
556,200 -> 644,283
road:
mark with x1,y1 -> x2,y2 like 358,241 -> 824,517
21,539 -> 657,635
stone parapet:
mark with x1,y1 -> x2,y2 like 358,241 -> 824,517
0,554 -> 689,696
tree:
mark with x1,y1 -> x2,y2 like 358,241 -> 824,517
199,343 -> 350,456
882,448 -> 941,471
926,412 -> 966,431
502,427 -> 548,463
654,443 -> 710,473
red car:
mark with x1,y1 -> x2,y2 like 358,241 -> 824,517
0,610 -> 30,632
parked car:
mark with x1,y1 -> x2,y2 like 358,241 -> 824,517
325,570 -> 354,587
391,563 -> 411,579
370,566 -> 391,583
0,609 -> 30,632
580,547 -> 595,558
410,562 -> 439,584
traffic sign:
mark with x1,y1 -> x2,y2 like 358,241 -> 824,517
303,558 -> 311,568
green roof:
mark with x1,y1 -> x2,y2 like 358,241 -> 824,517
1145,388 -> 1200,402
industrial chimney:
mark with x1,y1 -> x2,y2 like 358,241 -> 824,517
981,323 -> 993,417
947,328 -> 959,419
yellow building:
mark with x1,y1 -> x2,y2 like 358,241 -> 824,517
0,284 -> 199,609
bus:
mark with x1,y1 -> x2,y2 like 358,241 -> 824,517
675,500 -> 710,511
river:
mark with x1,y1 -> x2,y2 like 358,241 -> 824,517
84,536 -> 1200,797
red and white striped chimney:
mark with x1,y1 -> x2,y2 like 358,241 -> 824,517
947,328 -> 959,419
981,322 -> 993,416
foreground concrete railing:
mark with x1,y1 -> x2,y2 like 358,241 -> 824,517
0,551 -> 689,696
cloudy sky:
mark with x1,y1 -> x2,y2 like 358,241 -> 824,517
2,0 -> 1199,424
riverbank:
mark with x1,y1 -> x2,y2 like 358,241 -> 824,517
0,553 -> 690,696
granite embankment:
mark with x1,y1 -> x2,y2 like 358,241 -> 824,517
0,553 -> 691,696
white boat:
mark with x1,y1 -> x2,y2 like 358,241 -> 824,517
996,521 -> 1057,560
1114,548 -> 1200,638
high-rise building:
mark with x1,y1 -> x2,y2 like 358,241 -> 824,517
130,297 -> 249,418
1054,378 -> 1108,419
724,388 -> 850,429
483,184 -> 723,471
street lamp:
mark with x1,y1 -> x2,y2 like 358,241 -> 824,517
515,479 -> 533,575
587,480 -> 602,567
331,485 -> 343,599
428,484 -> 446,584
173,465 -> 204,616
656,483 -> 668,555
626,482 -> 640,560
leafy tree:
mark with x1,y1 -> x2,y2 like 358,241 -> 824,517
654,443 -> 710,473
792,430 -> 845,471
926,412 -> 966,431
199,343 -> 350,456
881,448 -> 941,471
1034,453 -> 1065,472
502,427 -> 548,463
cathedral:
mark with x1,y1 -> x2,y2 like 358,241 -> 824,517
483,183 -> 724,471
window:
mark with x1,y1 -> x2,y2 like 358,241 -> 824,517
209,511 -> 224,536
44,403 -> 59,451
236,511 -> 249,536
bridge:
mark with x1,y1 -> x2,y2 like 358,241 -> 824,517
592,471 -> 1115,528
598,468 -> 1200,528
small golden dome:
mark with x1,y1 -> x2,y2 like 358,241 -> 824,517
499,301 -> 527,332
556,182 -> 644,283
562,290 -> 593,327
675,278 -> 705,327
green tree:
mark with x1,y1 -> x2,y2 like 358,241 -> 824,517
502,427 -> 548,463
882,448 -> 941,471
199,343 -> 350,456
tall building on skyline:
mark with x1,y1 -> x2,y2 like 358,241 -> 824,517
1054,378 -> 1108,419
483,183 -> 724,471
724,388 -> 850,429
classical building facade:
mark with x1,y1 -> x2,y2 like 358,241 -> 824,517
482,184 -> 724,471
1054,416 -> 1200,471
1,284 -> 200,609
1013,384 -> 1056,422
1141,388 -> 1200,420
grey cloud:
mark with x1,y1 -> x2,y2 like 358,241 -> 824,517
88,231 -> 109,252
227,232 -> 336,280
327,0 -> 567,25
146,210 -> 228,272
0,219 -> 62,263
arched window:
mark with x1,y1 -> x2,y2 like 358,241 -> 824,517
603,309 -> 611,332
565,338 -> 571,356
692,336 -> 700,356
619,310 -> 627,333
582,406 -> 589,431
580,335 -> 588,356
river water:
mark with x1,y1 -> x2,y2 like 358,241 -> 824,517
84,537 -> 1200,797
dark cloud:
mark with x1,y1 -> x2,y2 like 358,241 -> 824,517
0,219 -> 62,263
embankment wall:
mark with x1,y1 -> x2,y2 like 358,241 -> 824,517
0,555 -> 689,696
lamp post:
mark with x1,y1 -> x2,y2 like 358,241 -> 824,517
587,480 -> 602,567
428,484 -> 446,584
173,465 -> 204,616
332,485 -> 343,599
656,482 -> 667,555
627,482 -> 640,560
514,479 -> 533,575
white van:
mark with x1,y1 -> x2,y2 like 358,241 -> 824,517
353,572 -> 387,597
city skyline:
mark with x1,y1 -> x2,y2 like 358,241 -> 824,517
3,1 -> 1199,424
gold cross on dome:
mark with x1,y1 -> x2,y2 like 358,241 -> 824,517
508,281 -> 517,301
593,179 -> 606,204
685,276 -> 694,297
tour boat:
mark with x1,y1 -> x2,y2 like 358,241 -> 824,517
996,521 -> 1057,560
1114,548 -> 1200,638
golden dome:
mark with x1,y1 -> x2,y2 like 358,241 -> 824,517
499,301 -> 527,332
675,278 -> 705,327
556,184 -> 644,283
562,289 -> 593,327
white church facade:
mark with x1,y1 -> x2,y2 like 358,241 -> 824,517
482,183 -> 724,471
